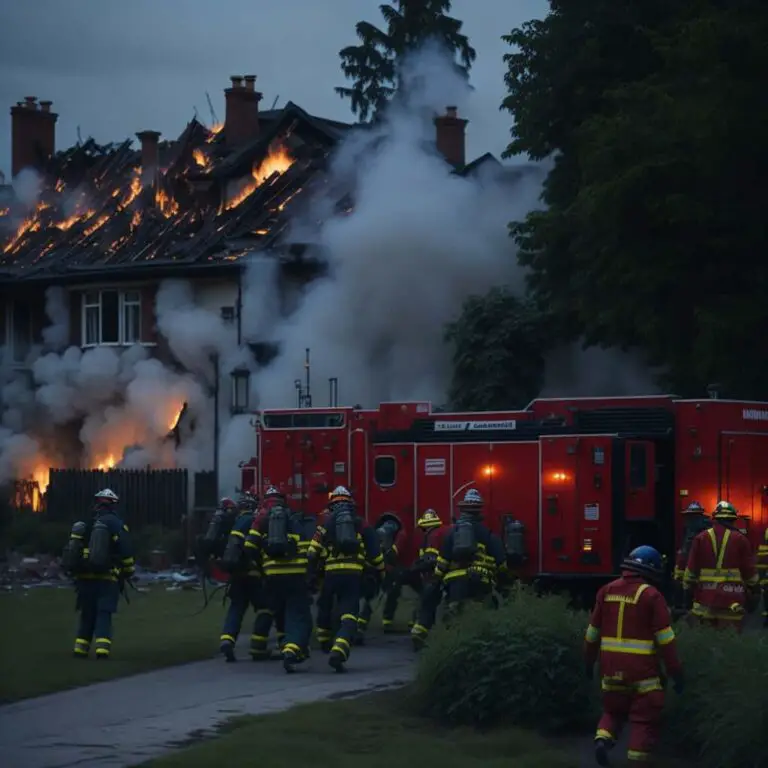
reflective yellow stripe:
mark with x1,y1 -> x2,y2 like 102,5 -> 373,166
600,584 -> 654,654
654,626 -> 675,646
585,624 -> 600,643
595,729 -> 614,742
325,562 -> 363,572
601,676 -> 661,693
444,568 -> 469,582
230,530 -> 245,539
628,749 -> 650,761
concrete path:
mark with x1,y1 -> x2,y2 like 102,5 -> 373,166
0,636 -> 415,768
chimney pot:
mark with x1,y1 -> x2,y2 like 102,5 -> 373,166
434,108 -> 468,169
136,130 -> 161,183
224,76 -> 262,147
11,96 -> 57,177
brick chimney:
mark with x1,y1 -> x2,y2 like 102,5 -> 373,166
10,96 -> 58,177
136,130 -> 161,184
224,74 -> 262,147
434,106 -> 467,168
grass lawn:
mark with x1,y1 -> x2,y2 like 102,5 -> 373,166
0,584 -> 226,702
138,690 -> 582,768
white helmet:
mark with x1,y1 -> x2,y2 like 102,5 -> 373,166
328,485 -> 352,503
460,489 -> 483,506
94,488 -> 119,503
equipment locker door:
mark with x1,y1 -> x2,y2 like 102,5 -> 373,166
416,444 -> 452,528
624,440 -> 656,521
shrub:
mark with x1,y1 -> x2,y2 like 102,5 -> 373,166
411,585 -> 597,733
662,619 -> 768,767
1,512 -> 71,556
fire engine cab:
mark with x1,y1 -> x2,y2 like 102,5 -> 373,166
240,395 -> 768,586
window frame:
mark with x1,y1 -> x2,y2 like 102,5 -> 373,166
81,288 -> 145,348
5,299 -> 34,365
374,454 -> 397,488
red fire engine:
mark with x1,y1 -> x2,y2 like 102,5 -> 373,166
240,395 -> 768,586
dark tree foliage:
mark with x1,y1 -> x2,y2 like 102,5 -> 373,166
336,0 -> 476,122
501,0 -> 768,397
445,288 -> 551,411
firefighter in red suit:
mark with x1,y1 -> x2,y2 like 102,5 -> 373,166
410,509 -> 447,651
584,545 -> 684,766
683,500 -> 759,631
757,528 -> 768,627
671,501 -> 710,613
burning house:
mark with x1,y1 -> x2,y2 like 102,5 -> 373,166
0,71 -> 521,521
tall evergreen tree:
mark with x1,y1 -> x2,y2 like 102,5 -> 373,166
336,0 -> 476,122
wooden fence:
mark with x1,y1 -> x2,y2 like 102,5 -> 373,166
44,468 -> 189,530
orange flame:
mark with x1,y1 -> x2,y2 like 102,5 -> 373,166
55,179 -> 65,192
55,208 -> 95,231
155,188 -> 179,218
169,405 -> 185,431
193,148 -> 212,171
130,209 -> 141,230
96,455 -> 116,471
207,123 -> 224,143
224,143 -> 293,211
121,169 -> 143,208
83,213 -> 109,237
0,207 -> 9,216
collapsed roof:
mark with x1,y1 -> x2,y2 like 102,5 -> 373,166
0,93 -> 353,283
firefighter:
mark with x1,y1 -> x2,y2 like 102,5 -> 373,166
62,488 -> 135,659
410,509 -> 447,651
683,500 -> 760,631
248,489 -> 313,673
433,489 -> 506,616
357,514 -> 406,643
218,491 -> 263,662
245,487 -> 289,658
309,485 -> 384,672
758,529 -> 768,627
671,501 -> 710,613
585,545 -> 684,766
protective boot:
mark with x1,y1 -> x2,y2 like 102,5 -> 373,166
283,650 -> 299,674
220,640 -> 236,663
328,650 -> 347,673
594,738 -> 612,767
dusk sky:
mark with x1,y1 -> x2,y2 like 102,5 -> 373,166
0,0 -> 548,179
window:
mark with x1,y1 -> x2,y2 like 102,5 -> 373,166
261,412 -> 346,429
374,455 -> 396,487
122,291 -> 141,344
82,289 -> 142,347
629,444 -> 647,489
8,300 -> 33,364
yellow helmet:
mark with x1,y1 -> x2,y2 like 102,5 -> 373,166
417,509 -> 442,528
712,500 -> 738,520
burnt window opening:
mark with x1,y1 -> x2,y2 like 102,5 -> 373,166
629,444 -> 647,489
374,455 -> 396,487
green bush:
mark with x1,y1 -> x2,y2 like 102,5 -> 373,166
411,586 -> 597,732
662,620 -> 768,767
1,512 -> 71,556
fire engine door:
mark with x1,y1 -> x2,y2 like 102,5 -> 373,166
720,432 -> 768,542
624,440 -> 656,521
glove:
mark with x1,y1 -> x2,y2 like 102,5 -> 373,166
585,662 -> 594,681
672,671 -> 685,695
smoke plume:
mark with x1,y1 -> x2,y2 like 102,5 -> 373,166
252,43 -> 542,408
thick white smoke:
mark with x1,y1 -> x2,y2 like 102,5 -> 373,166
252,44 -> 542,408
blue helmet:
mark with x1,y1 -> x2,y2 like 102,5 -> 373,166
622,545 -> 663,579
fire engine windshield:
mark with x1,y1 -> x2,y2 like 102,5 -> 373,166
261,413 -> 346,429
